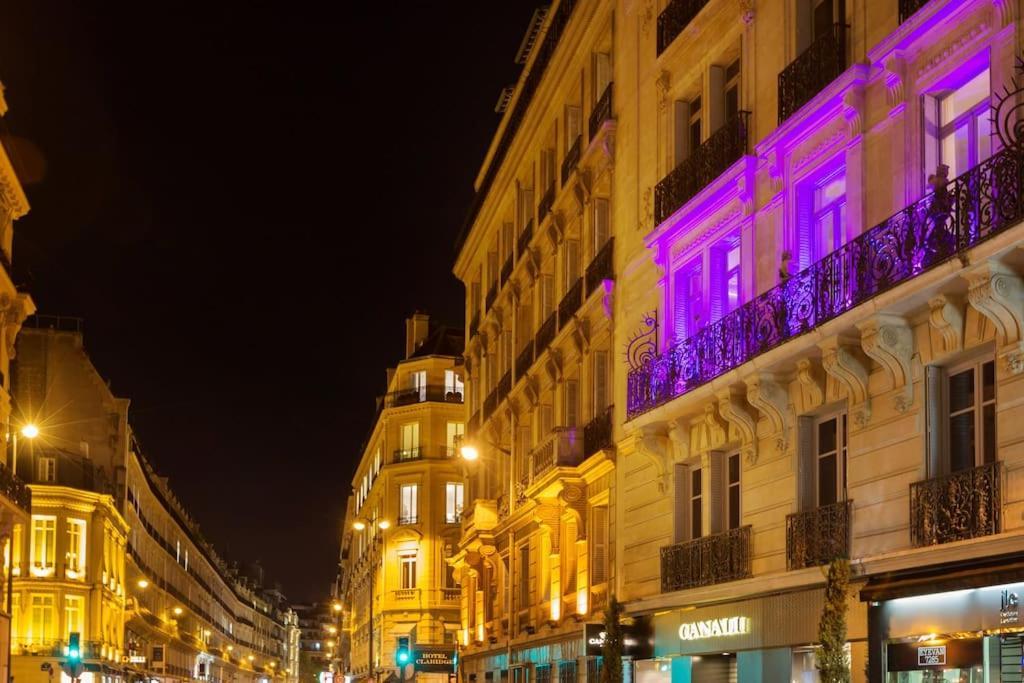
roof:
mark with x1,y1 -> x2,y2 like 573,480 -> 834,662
407,322 -> 464,360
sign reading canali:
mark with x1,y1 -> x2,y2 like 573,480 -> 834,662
678,617 -> 750,641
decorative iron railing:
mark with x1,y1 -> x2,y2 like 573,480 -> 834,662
660,526 -> 751,592
778,24 -> 847,123
786,500 -> 851,570
590,83 -> 614,139
384,385 -> 463,408
517,219 -> 534,259
899,0 -> 932,23
483,389 -> 498,421
628,143 -> 1024,419
0,464 -> 30,512
393,447 -> 422,463
397,516 -> 419,527
501,255 -> 513,286
586,237 -> 614,296
468,411 -> 480,435
562,136 -> 582,185
911,461 -> 1002,547
538,185 -> 556,220
516,341 -> 535,380
536,312 -> 557,356
558,278 -> 584,330
656,0 -> 710,55
530,427 -> 584,480
485,281 -> 498,311
583,407 -> 613,458
655,111 -> 750,225
497,371 -> 512,403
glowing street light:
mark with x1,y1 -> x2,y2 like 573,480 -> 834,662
326,626 -> 337,634
11,423 -> 40,477
459,444 -> 479,461
20,424 -> 39,439
377,519 -> 391,530
137,579 -> 149,589
352,521 -> 366,531
173,607 -> 183,616
332,602 -> 343,612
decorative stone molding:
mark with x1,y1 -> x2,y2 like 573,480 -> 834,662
746,373 -> 790,453
858,314 -> 914,413
842,86 -> 865,137
543,349 -> 563,385
547,213 -> 566,251
601,128 -> 616,161
558,482 -> 588,539
882,53 -> 907,111
522,376 -> 540,408
761,147 -> 783,195
820,336 -> 871,426
569,317 -> 590,356
640,0 -> 655,37
717,388 -> 758,465
533,503 -> 562,552
737,0 -> 755,25
928,294 -> 964,359
667,417 -> 690,463
633,425 -> 671,493
796,358 -> 825,411
525,247 -> 540,281
963,259 -> 1024,347
736,172 -> 754,214
573,170 -> 593,209
993,0 -> 1016,27
656,71 -> 672,111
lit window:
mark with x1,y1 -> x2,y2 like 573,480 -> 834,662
410,371 -> 427,401
672,259 -> 703,341
445,423 -> 464,458
30,516 -> 56,575
66,519 -> 87,579
398,424 -> 419,461
400,555 -> 417,590
399,485 -> 418,525
29,594 -> 54,644
445,483 -> 464,524
937,68 -> 991,178
64,595 -> 84,638
444,370 -> 464,400
794,164 -> 847,272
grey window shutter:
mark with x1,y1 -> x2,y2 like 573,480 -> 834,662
797,415 -> 816,511
925,365 -> 947,478
707,450 -> 725,535
673,463 -> 688,544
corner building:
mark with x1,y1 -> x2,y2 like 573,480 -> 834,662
12,324 -> 294,683
451,2 -> 620,682
341,316 -> 465,683
614,0 -> 1024,681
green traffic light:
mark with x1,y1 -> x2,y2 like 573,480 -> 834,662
396,648 -> 409,665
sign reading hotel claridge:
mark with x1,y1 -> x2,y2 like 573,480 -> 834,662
678,617 -> 750,641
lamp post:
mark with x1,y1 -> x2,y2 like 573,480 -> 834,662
352,517 -> 389,683
10,422 -> 39,477
7,422 -> 37,683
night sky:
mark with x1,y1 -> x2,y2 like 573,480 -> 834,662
0,1 -> 540,601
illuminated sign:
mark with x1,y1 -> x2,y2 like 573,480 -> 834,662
412,647 -> 455,673
917,646 -> 946,666
678,617 -> 749,641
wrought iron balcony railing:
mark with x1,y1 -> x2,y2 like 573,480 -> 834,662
585,237 -> 614,297
535,312 -> 557,356
468,411 -> 480,435
899,0 -> 932,23
384,385 -> 464,408
530,427 -> 584,480
656,0 -> 710,55
589,83 -> 614,139
778,24 -> 847,123
583,406 -> 613,458
397,516 -> 419,527
655,111 -> 750,225
469,311 -> 480,338
516,341 -> 535,380
558,278 -> 583,330
517,220 -> 534,259
497,371 -> 512,403
786,500 -> 851,570
538,185 -> 556,220
562,136 -> 582,185
393,447 -> 422,463
0,464 -> 31,512
500,255 -> 513,286
485,281 -> 498,311
911,461 -> 1001,547
483,389 -> 498,421
660,526 -> 751,592
628,143 -> 1024,418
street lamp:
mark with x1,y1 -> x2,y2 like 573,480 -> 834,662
458,439 -> 511,461
10,422 -> 40,476
351,516 -> 390,683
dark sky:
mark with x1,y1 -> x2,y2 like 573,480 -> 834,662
0,1 -> 539,601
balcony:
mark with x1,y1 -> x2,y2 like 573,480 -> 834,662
558,278 -> 583,330
655,112 -> 750,225
535,312 -> 557,356
517,220 -> 534,259
384,384 -> 464,408
778,24 -> 847,123
441,588 -> 460,602
483,389 -> 498,421
786,500 -> 851,570
485,281 -> 498,311
497,371 -> 512,403
0,464 -> 31,513
585,237 -> 614,297
468,411 -> 480,435
660,526 -> 752,592
538,185 -> 556,220
656,0 -> 710,55
561,136 -> 582,185
393,447 -> 422,463
589,83 -> 614,139
469,311 -> 480,338
628,143 -> 1024,418
398,514 -> 419,526
911,461 -> 1001,547
583,407 -> 613,458
899,0 -> 931,23
530,427 -> 584,482
393,589 -> 419,600
516,341 -> 535,380
500,255 -> 513,286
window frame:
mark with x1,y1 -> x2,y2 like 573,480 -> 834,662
945,356 -> 997,472
399,554 -> 417,590
814,410 -> 848,506
399,484 -> 419,525
725,452 -> 742,530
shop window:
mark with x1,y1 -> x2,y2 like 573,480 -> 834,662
927,358 -> 996,475
795,163 -> 847,273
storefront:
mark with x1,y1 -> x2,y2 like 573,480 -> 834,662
638,587 -> 867,682
865,579 -> 1024,681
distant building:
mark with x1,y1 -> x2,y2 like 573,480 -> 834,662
340,314 -> 465,683
292,602 -> 335,683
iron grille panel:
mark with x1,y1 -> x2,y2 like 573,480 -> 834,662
911,461 -> 1001,547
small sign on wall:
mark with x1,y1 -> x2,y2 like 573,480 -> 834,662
917,646 -> 946,666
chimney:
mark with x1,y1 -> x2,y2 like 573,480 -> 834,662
405,313 -> 430,359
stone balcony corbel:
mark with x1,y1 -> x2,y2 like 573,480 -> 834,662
533,503 -> 562,553
716,387 -> 758,465
667,417 -> 690,464
858,314 -> 914,413
745,373 -> 791,454
632,424 -> 672,493
963,259 -> 1024,374
522,376 -> 540,408
820,336 -> 871,427
572,170 -> 592,211
569,317 -> 590,356
543,349 -> 563,385
546,212 -> 566,253
699,402 -> 728,452
795,358 -> 825,413
926,294 -> 964,364
558,482 -> 587,539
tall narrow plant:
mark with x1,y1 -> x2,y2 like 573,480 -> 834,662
601,595 -> 624,683
817,559 -> 851,683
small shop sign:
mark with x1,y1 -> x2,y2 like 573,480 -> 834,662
677,617 -> 749,641
917,646 -> 946,666
412,647 -> 456,673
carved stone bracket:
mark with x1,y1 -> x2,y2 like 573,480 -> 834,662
525,247 -> 540,282
820,337 -> 871,426
882,53 -> 907,111
533,503 -> 562,553
569,317 -> 590,356
522,376 -> 540,408
573,170 -> 592,211
558,482 -> 588,540
842,85 -> 865,137
746,373 -> 791,454
796,358 -> 825,411
700,403 -> 728,452
543,348 -> 563,385
547,213 -> 566,252
633,425 -> 671,493
963,259 -> 1024,347
667,417 -> 690,463
994,0 -> 1017,27
717,387 -> 758,465
928,294 -> 964,360
858,314 -> 914,413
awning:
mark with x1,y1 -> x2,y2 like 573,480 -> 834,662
860,550 -> 1024,602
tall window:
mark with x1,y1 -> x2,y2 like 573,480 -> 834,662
410,371 -> 427,401
591,506 -> 609,585
673,259 -> 703,340
689,96 -> 702,155
726,453 -> 741,530
400,554 -> 417,590
517,544 -> 530,608
690,468 -> 703,539
30,516 -> 56,575
564,380 -> 579,428
724,59 -> 740,121
399,423 -> 419,461
795,163 -> 847,271
399,484 -> 419,525
64,595 -> 84,638
37,457 -> 55,483
445,483 -> 464,524
11,523 -> 22,576
592,199 -> 610,258
709,233 -> 742,321
936,68 -> 991,179
593,351 -> 609,416
29,594 -> 54,644
66,519 -> 86,578
446,422 -> 465,458
564,240 -> 581,291
948,359 -> 996,472
444,370 -> 464,399
816,413 -> 848,505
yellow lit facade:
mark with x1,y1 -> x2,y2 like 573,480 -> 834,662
341,314 -> 465,682
451,2 -> 617,680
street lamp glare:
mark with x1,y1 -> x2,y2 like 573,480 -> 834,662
352,521 -> 366,531
137,579 -> 149,589
459,444 -> 479,461
377,519 -> 391,530
20,424 -> 39,439
332,602 -> 343,612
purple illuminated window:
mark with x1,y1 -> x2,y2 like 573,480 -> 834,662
672,259 -> 703,341
795,164 -> 846,272
937,68 -> 991,178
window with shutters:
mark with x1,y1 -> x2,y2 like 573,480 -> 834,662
670,228 -> 744,342
540,275 -> 555,319
518,544 -> 530,609
929,358 -> 996,474
726,453 -> 741,530
538,404 -> 553,442
592,198 -> 610,258
672,259 -> 703,341
591,506 -> 609,585
798,411 -> 848,509
673,94 -> 703,167
690,468 -> 703,539
724,58 -> 741,121
400,554 -> 417,589
794,160 -> 846,273
564,240 -> 581,292
566,105 -> 582,150
592,351 -> 609,416
564,380 -> 579,428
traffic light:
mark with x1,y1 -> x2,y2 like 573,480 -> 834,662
395,645 -> 410,666
62,632 -> 84,680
